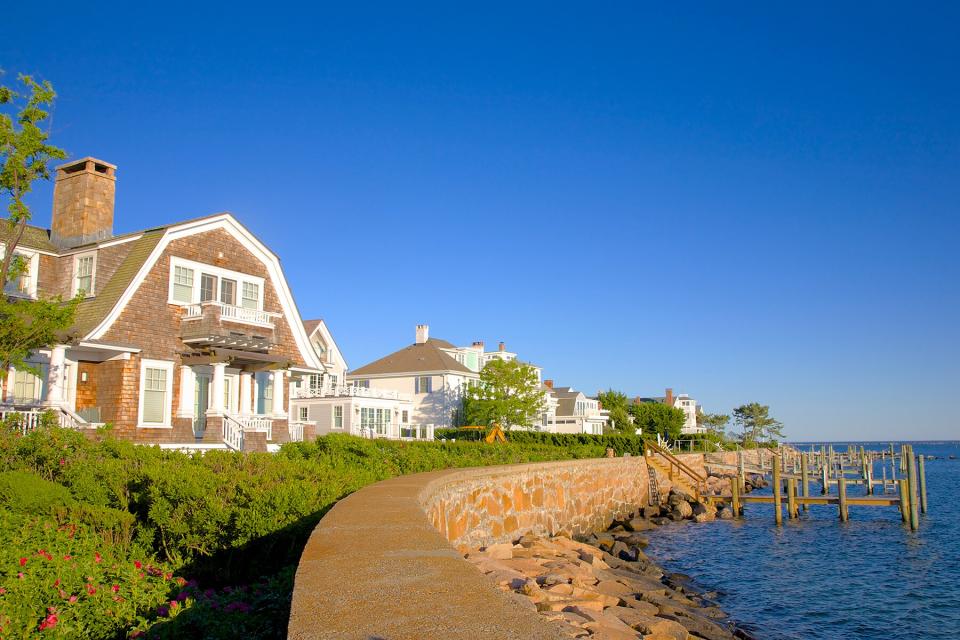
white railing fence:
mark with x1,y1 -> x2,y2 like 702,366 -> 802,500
182,302 -> 279,327
288,421 -> 306,442
1,406 -> 100,434
294,384 -> 408,401
222,415 -> 245,451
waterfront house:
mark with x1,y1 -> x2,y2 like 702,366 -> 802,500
0,157 -> 329,451
541,381 -> 607,435
635,388 -> 704,435
344,325 -> 479,436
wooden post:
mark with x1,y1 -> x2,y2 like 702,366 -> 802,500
898,479 -> 910,524
773,457 -> 783,525
866,466 -> 873,496
882,466 -> 888,494
800,453 -> 810,511
906,446 -> 919,531
838,476 -> 848,522
731,481 -> 741,517
821,460 -> 829,495
738,451 -> 746,491
918,455 -> 928,514
787,478 -> 798,519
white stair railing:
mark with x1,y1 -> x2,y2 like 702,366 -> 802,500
222,415 -> 245,451
288,422 -> 305,442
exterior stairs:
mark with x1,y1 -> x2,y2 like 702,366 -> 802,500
644,440 -> 718,506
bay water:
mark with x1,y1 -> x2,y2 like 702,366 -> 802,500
643,441 -> 960,639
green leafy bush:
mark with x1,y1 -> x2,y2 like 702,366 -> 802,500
0,427 -> 612,638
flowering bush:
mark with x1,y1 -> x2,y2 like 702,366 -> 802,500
0,424 -> 600,638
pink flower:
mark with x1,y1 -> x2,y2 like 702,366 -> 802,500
169,600 -> 179,609
86,584 -> 96,595
38,613 -> 58,631
94,553 -> 102,564
18,558 -> 27,567
0,587 -> 6,595
17,573 -> 24,580
111,585 -> 119,593
62,555 -> 71,561
68,595 -> 77,603
134,560 -> 142,569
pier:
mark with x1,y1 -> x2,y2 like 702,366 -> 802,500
714,444 -> 928,529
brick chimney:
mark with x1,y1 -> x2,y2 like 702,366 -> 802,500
415,324 -> 429,344
664,388 -> 674,407
544,379 -> 554,389
472,341 -> 485,351
51,157 -> 116,248
498,341 -> 505,352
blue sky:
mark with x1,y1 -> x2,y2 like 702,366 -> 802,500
3,3 -> 958,440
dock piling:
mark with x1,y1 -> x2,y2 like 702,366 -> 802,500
731,481 -> 741,517
801,453 -> 810,511
918,455 -> 927,514
838,477 -> 849,522
906,446 -> 919,531
773,457 -> 783,525
787,478 -> 798,519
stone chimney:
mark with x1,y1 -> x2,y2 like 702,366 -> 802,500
51,157 -> 117,248
498,341 -> 505,352
544,379 -> 554,389
664,388 -> 674,407
472,341 -> 485,351
415,324 -> 429,344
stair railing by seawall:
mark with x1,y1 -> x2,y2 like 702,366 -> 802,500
644,438 -> 709,502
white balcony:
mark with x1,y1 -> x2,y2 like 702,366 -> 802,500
294,384 -> 410,402
182,302 -> 279,329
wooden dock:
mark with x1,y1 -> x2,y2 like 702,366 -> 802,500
716,443 -> 928,529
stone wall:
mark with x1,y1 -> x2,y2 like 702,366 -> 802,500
421,457 -> 649,552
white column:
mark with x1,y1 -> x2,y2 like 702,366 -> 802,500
178,365 -> 195,418
271,369 -> 287,417
209,362 -> 227,416
46,345 -> 67,407
239,372 -> 253,416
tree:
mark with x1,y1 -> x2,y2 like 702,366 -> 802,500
597,389 -> 633,433
629,401 -> 685,440
732,403 -> 784,445
0,73 -> 77,381
461,359 -> 544,429
698,412 -> 730,438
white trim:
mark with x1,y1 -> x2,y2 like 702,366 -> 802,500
167,256 -> 265,309
76,341 -> 142,353
0,245 -> 40,298
137,358 -> 175,428
85,214 -> 324,370
72,251 -> 97,298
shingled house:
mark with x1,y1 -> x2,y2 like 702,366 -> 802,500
0,157 -> 329,451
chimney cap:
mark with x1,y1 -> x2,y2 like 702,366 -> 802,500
498,341 -> 505,351
56,156 -> 117,171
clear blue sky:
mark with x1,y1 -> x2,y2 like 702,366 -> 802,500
4,3 -> 958,440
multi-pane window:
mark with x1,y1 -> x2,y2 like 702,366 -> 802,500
415,376 -> 432,394
142,367 -> 168,424
12,367 -> 45,404
241,282 -> 259,310
298,406 -> 309,421
354,379 -> 370,389
360,407 -> 390,435
220,279 -> 237,306
329,375 -> 338,387
333,405 -> 343,428
308,374 -> 323,393
200,273 -> 217,302
75,255 -> 95,296
402,410 -> 409,424
223,378 -> 232,413
173,266 -> 194,303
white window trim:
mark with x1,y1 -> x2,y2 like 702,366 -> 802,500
72,251 -> 97,298
137,359 -> 175,428
333,405 -> 344,429
167,256 -> 265,310
0,246 -> 39,298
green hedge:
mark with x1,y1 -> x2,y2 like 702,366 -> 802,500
0,421 -> 615,638
434,428 -> 647,455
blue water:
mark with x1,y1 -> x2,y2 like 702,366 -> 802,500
644,442 -> 960,639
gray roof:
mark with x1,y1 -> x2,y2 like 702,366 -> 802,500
349,338 -> 473,376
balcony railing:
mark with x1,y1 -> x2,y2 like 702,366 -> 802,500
294,385 -> 410,401
183,302 -> 279,328
0,405 -> 102,434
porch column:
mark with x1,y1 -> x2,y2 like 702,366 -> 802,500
239,371 -> 253,416
46,345 -> 67,407
177,365 -> 195,419
271,369 -> 287,417
208,362 -> 227,416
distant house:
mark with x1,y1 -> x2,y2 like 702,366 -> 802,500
541,380 -> 607,435
635,388 -> 703,435
0,156 -> 329,451
344,325 -> 480,437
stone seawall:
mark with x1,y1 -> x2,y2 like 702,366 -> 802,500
288,450 -> 775,639
421,457 -> 649,552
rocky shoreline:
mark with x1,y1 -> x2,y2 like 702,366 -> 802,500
466,473 -> 769,639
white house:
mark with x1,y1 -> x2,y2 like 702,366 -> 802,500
541,381 -> 607,435
636,388 -> 703,435
289,320 -> 429,440
344,325 -> 479,435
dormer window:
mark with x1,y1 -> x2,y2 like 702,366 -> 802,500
73,252 -> 97,297
168,257 -> 264,310
2,248 -> 37,298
